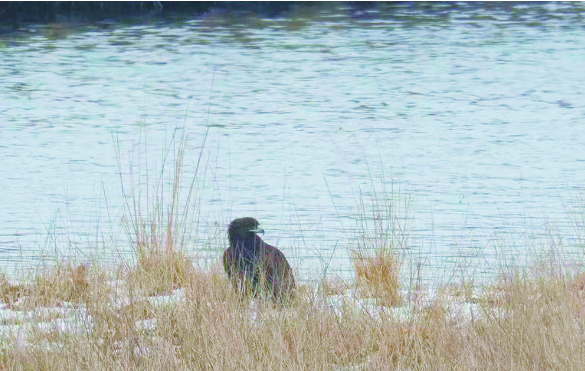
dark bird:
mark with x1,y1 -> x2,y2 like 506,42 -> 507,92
224,217 -> 295,304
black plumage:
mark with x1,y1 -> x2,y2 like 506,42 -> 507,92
223,217 -> 295,304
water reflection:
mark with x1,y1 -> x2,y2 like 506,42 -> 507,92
1,2 -> 585,285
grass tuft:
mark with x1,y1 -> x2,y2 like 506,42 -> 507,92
352,248 -> 402,306
11,263 -> 91,308
127,247 -> 196,296
318,275 -> 348,296
0,274 -> 30,304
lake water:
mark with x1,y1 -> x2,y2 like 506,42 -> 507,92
2,2 -> 585,285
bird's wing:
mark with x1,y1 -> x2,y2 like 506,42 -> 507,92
223,249 -> 235,277
263,243 -> 293,279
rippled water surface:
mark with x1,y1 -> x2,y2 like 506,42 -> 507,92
2,2 -> 585,284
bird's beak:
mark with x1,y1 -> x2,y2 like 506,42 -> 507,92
249,228 -> 265,235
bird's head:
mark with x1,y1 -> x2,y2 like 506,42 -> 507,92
228,217 -> 265,242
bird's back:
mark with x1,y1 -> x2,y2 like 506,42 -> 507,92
259,237 -> 296,303
224,236 -> 295,304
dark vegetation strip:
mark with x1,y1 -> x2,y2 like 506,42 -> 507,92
4,2 -> 581,35
0,1 -> 319,32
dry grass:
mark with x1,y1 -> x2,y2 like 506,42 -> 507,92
2,262 -> 585,370
126,247 -> 197,296
2,263 -> 93,310
318,276 -> 348,296
347,176 -> 409,308
0,274 -> 30,304
3,136 -> 585,369
352,248 -> 402,307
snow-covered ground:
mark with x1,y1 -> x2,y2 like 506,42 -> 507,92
0,281 -> 508,350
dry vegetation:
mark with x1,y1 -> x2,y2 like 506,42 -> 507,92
352,249 -> 401,307
2,257 -> 585,370
2,136 -> 585,370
